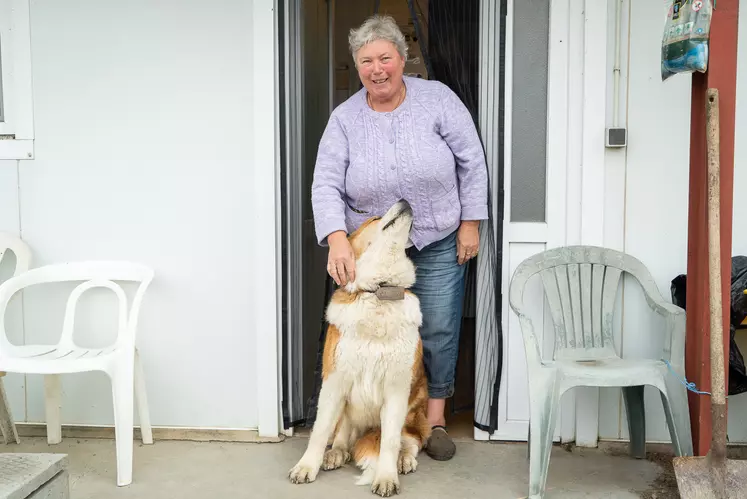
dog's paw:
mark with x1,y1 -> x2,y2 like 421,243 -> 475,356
289,461 -> 320,484
371,473 -> 400,497
397,452 -> 417,474
322,448 -> 350,470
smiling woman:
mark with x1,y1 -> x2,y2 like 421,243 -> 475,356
350,20 -> 409,110
310,14 -> 489,461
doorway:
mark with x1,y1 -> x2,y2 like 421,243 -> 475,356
278,0 -> 508,439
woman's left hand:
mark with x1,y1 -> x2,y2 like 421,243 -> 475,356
457,220 -> 480,265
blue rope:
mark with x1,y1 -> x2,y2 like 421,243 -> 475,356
663,359 -> 714,396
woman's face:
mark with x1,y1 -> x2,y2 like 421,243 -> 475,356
355,39 -> 405,101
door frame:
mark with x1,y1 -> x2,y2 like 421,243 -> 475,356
253,0 -> 282,439
272,0 -> 533,440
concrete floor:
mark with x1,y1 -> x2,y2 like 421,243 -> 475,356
0,436 -> 675,498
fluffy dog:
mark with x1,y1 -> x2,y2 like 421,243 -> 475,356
289,200 -> 430,496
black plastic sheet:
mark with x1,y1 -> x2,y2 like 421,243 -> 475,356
670,256 -> 747,396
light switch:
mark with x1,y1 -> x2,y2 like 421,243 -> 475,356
605,127 -> 627,148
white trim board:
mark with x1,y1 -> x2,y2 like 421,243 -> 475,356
253,0 -> 281,439
15,423 -> 285,443
545,0 -> 574,443
573,0 -> 609,449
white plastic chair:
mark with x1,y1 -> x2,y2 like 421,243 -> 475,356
0,231 -> 32,445
0,260 -> 155,486
509,245 -> 693,499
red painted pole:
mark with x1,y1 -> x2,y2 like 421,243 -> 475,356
685,0 -> 739,457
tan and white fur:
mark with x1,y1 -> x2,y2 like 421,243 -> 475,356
289,200 -> 430,497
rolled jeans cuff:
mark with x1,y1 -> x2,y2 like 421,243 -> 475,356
428,381 -> 455,399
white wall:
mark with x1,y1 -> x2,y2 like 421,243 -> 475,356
498,0 -> 745,445
2,0 -> 743,444
596,0 -> 747,444
595,0 -> 693,443
488,0 -> 692,445
0,0 -> 263,430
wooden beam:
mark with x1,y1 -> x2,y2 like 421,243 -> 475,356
685,0 -> 739,457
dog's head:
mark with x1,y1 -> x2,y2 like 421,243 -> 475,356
345,200 -> 416,293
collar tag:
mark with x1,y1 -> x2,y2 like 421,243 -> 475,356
375,286 -> 405,301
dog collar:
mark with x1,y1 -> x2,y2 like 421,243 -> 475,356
375,285 -> 406,301
359,283 -> 405,301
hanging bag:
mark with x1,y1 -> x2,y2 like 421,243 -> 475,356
661,0 -> 713,81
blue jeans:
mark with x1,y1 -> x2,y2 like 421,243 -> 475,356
406,229 -> 467,399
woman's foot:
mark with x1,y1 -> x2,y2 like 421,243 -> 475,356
425,425 -> 456,461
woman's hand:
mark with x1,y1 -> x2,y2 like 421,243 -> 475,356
327,231 -> 356,286
457,221 -> 480,265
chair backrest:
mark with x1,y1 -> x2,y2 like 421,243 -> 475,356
0,261 -> 154,351
0,232 -> 32,280
509,245 -> 663,362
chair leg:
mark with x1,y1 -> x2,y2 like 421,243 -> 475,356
528,376 -> 559,499
0,376 -> 20,444
134,350 -> 153,445
622,386 -> 646,459
526,423 -> 531,461
660,376 -> 693,457
44,375 -> 62,445
111,364 -> 135,486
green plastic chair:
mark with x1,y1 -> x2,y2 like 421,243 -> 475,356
509,245 -> 693,498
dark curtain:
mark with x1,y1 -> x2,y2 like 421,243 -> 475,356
421,0 -> 504,433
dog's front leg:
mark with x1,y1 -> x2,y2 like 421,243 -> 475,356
289,373 -> 346,484
371,387 -> 409,497
323,412 -> 353,470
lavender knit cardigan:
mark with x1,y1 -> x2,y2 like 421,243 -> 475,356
311,76 -> 489,250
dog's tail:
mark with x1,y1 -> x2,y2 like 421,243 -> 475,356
352,429 -> 381,485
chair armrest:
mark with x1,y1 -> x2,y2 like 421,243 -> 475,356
513,311 -> 544,367
642,294 -> 686,365
644,296 -> 683,318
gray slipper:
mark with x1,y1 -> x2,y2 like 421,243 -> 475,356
425,426 -> 456,461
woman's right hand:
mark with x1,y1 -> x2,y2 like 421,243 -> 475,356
327,231 -> 356,286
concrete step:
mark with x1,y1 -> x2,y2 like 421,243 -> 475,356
0,454 -> 69,499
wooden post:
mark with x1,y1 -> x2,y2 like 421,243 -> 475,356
685,0 -> 739,457
0,373 -> 20,444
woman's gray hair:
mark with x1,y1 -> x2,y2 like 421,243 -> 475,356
348,15 -> 408,63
